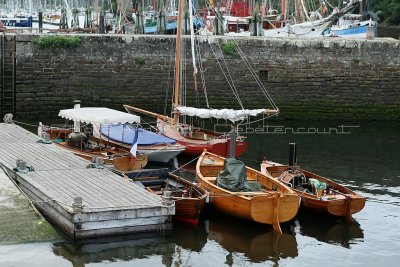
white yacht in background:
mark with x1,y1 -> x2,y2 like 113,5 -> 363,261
0,0 -> 33,29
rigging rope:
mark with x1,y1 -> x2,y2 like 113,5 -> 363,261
195,37 -> 210,108
233,42 -> 279,110
207,40 -> 244,110
200,1 -> 279,115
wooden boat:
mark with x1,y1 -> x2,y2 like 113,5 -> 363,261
196,150 -> 300,233
40,107 -> 148,171
44,126 -> 148,171
99,123 -> 185,163
260,161 -> 366,223
127,169 -> 207,224
124,0 -> 280,158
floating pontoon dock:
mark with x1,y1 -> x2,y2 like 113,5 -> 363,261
0,123 -> 175,239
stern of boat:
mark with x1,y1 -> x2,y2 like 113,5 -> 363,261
250,193 -> 300,224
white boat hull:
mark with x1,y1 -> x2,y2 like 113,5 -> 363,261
263,20 -> 330,38
138,147 -> 185,163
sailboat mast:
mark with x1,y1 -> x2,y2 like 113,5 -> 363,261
173,0 -> 183,124
281,0 -> 286,22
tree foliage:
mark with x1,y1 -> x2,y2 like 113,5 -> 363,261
370,0 -> 400,24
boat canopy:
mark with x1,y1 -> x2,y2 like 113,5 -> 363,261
101,124 -> 176,146
217,158 -> 262,192
58,107 -> 140,124
176,106 -> 277,122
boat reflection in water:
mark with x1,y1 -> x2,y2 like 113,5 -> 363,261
295,210 -> 364,248
205,212 -> 298,263
52,232 -> 175,266
170,221 -> 208,252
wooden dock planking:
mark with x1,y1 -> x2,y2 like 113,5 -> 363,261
0,123 -> 175,239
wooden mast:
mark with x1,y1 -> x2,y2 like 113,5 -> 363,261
281,0 -> 286,21
173,0 -> 184,124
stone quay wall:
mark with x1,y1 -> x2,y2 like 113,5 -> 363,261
9,33 -> 400,121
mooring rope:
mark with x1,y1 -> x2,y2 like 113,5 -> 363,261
0,163 -> 43,218
169,155 -> 200,174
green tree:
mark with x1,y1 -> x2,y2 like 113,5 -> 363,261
370,0 -> 400,24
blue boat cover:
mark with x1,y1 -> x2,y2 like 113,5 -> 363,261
101,124 -> 176,146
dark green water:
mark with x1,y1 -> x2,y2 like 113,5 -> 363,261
0,120 -> 399,266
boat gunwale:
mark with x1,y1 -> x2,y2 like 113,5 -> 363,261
167,172 -> 208,202
264,164 -> 365,199
196,150 -> 297,199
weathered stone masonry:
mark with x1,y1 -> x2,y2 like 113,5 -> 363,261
3,33 -> 400,121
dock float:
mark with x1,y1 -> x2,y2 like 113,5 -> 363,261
0,123 -> 175,240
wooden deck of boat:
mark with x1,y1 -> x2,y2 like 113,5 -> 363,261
0,123 -> 174,239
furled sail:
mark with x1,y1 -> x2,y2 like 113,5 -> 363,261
176,106 -> 278,122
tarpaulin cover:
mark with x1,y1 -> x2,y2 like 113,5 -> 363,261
101,124 -> 176,146
217,158 -> 262,192
125,168 -> 169,180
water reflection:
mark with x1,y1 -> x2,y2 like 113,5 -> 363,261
205,212 -> 298,263
0,170 -> 59,244
295,210 -> 364,248
170,221 -> 207,252
52,232 -> 175,267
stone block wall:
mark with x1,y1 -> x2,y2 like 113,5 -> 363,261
12,33 -> 400,121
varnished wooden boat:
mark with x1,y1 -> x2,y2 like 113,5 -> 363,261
196,150 -> 300,233
44,127 -> 148,171
129,170 -> 207,224
260,161 -> 366,223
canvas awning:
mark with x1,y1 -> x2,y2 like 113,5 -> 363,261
58,107 -> 140,125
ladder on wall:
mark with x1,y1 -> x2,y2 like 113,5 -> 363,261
0,33 -> 16,119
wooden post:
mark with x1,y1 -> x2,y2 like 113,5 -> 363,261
289,142 -> 297,167
99,10 -> 105,33
163,191 -> 173,206
38,11 -> 43,32
72,196 -> 83,213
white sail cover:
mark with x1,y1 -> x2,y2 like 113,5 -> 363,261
177,106 -> 274,122
58,107 -> 140,125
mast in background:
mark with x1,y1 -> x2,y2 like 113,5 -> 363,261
173,0 -> 183,124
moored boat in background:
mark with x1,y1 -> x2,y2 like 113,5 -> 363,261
323,14 -> 377,39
